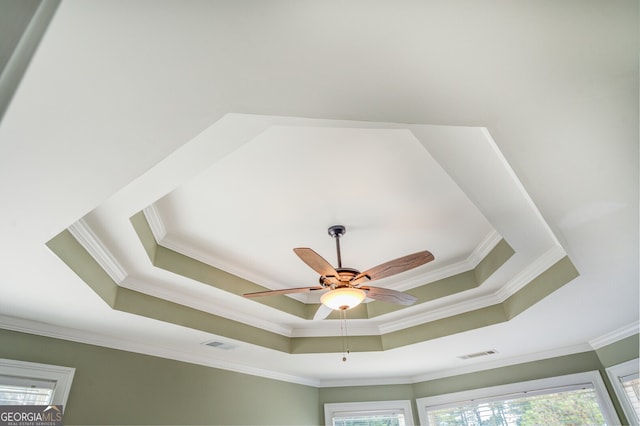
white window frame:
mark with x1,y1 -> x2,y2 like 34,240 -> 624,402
606,358 -> 639,425
416,371 -> 618,426
0,358 -> 75,408
324,400 -> 414,426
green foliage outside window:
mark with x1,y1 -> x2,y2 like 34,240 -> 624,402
427,388 -> 605,426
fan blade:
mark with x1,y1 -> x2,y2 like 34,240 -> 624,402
361,286 -> 417,306
313,304 -> 333,320
293,248 -> 340,283
353,250 -> 434,284
243,286 -> 323,298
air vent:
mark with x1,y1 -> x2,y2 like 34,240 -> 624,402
458,349 -> 498,360
203,340 -> 237,350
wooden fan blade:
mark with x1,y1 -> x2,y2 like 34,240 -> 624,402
293,248 -> 340,282
313,304 -> 333,320
243,286 -> 323,298
353,250 -> 434,283
361,286 -> 417,306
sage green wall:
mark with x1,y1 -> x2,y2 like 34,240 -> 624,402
596,333 -> 639,367
320,335 -> 639,425
0,329 -> 320,425
1,328 -> 637,425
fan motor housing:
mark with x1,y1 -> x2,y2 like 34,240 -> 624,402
319,267 -> 360,287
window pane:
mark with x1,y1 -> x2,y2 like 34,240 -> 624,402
0,384 -> 54,405
621,375 -> 640,420
427,387 -> 606,426
0,375 -> 55,406
334,412 -> 405,426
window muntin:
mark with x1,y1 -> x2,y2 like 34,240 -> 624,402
417,371 -> 617,426
425,385 -> 605,425
332,410 -> 406,426
325,400 -> 414,426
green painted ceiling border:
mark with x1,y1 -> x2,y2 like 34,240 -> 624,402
46,215 -> 578,355
130,211 -> 514,320
46,229 -> 291,353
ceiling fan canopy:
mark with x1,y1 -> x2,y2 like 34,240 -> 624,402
243,225 -> 434,317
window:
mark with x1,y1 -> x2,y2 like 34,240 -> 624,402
0,359 -> 75,408
0,375 -> 55,405
606,358 -> 640,425
325,400 -> 414,426
417,371 -> 618,426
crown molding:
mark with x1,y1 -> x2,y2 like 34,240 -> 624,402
390,230 -> 503,292
3,313 -> 632,390
142,204 -> 167,241
0,315 -> 319,388
410,342 -> 594,384
156,231 -> 304,301
290,322 -> 381,337
121,277 -> 293,337
317,342 -> 595,388
70,213 -> 565,337
319,376 -> 415,388
589,322 -> 640,349
378,293 -> 498,334
68,219 -> 127,283
495,244 -> 567,302
140,208 -> 502,296
67,216 -> 573,340
468,229 -> 504,269
379,245 -> 568,334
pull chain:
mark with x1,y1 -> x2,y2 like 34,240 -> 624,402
340,308 -> 350,362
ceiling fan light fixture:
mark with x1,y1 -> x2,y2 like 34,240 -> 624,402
321,287 -> 366,311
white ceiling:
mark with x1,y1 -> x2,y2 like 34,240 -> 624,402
0,0 -> 637,387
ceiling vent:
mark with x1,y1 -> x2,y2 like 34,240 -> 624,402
202,340 -> 237,350
458,349 -> 498,360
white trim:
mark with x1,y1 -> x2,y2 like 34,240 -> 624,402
324,400 -> 414,426
0,313 -> 635,392
0,358 -> 75,408
120,276 -> 294,337
0,315 -> 319,388
118,206 -> 566,338
142,204 -> 167,241
590,322 -> 640,349
68,219 -> 127,283
152,232 -> 311,305
606,358 -> 640,425
410,343 -> 593,384
467,230 -> 505,271
416,371 -> 618,426
378,293 -> 497,334
391,230 -> 503,292
380,244 -> 566,334
320,376 -> 415,388
494,244 -> 567,301
319,343 -> 594,388
146,224 -> 502,298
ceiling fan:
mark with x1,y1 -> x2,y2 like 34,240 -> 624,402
243,225 -> 434,319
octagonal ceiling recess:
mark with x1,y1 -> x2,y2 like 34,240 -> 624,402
49,114 -> 574,359
153,126 -> 493,295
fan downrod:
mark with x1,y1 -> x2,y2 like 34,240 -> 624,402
328,225 -> 346,268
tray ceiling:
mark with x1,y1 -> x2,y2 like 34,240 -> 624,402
0,0 -> 636,387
